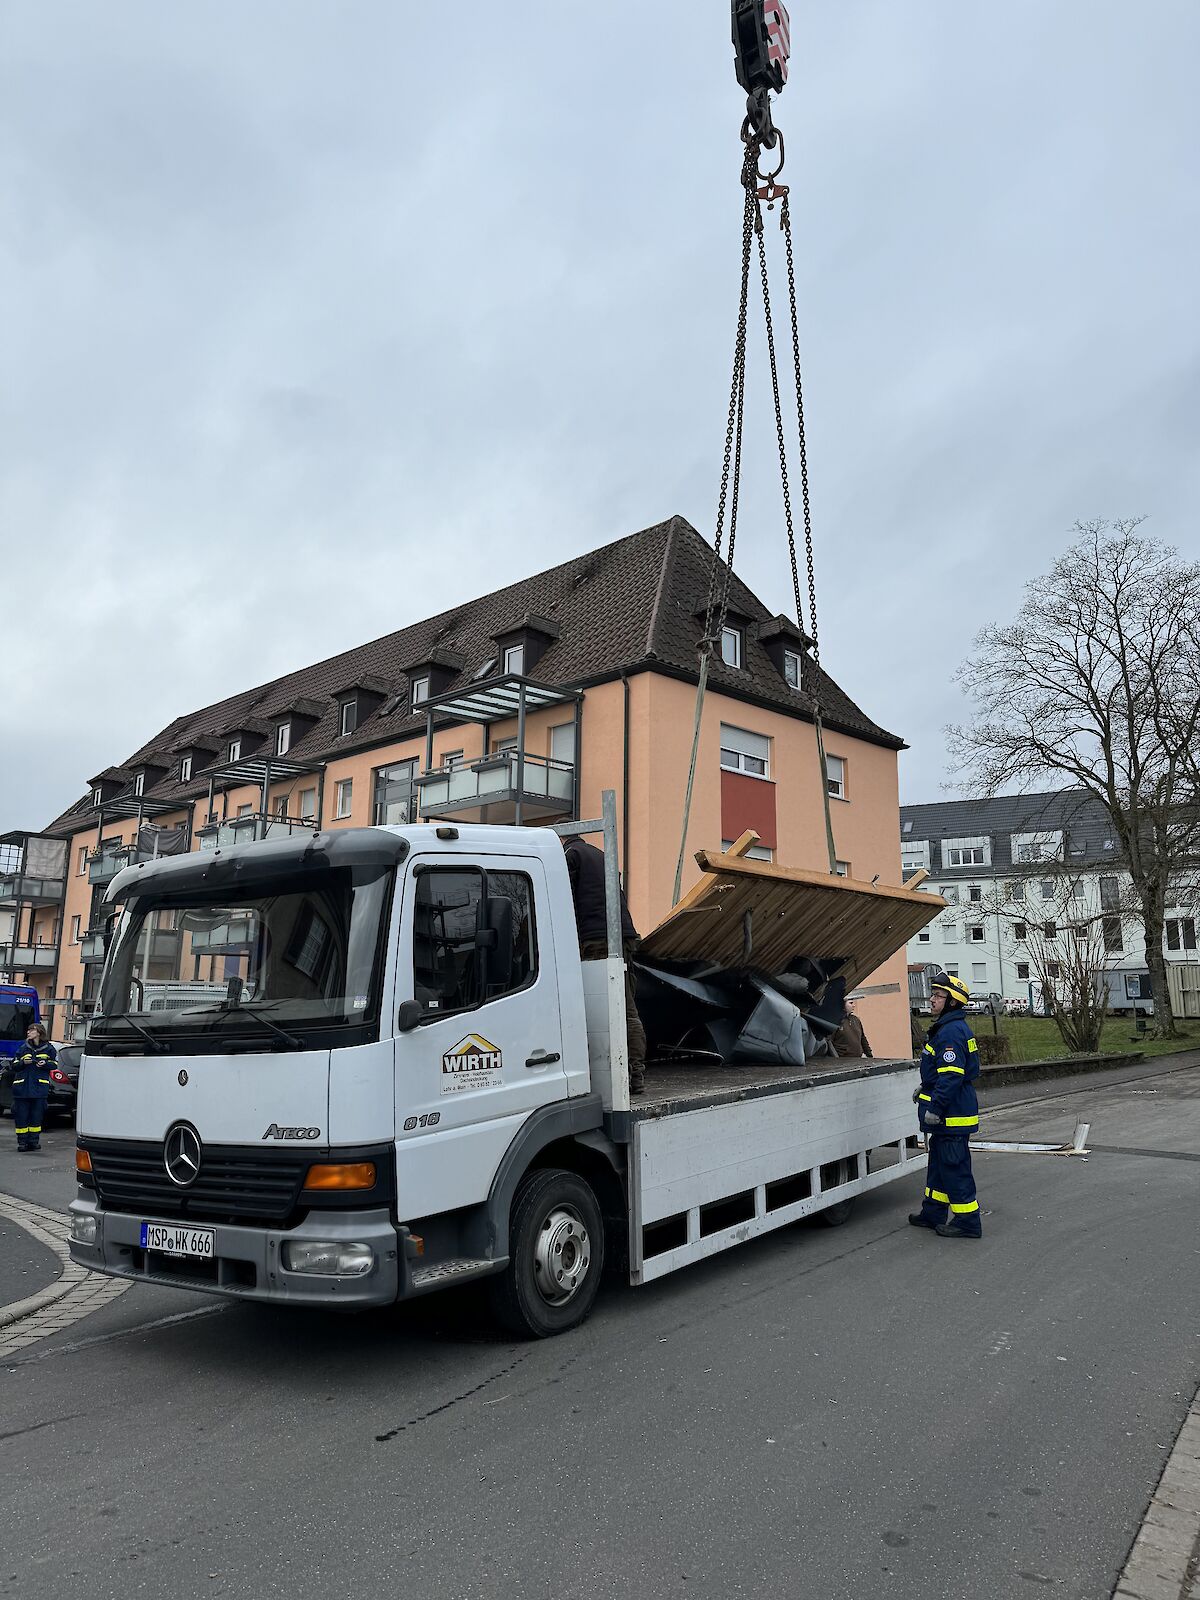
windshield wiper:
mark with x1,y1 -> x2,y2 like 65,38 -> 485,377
93,1013 -> 168,1053
215,1003 -> 305,1051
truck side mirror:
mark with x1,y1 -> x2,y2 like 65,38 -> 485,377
397,999 -> 424,1033
477,896 -> 515,995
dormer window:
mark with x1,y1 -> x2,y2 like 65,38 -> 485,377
133,773 -> 145,797
412,675 -> 430,707
276,722 -> 291,757
339,701 -> 357,737
92,788 -> 103,808
180,755 -> 193,783
720,626 -> 743,669
503,643 -> 525,676
228,739 -> 241,763
783,649 -> 802,688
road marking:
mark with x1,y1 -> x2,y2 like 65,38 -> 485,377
1114,1384 -> 1200,1600
0,1192 -> 130,1360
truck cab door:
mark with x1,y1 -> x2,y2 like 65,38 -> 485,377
393,854 -> 568,1219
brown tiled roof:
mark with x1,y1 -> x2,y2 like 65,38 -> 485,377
42,516 -> 903,835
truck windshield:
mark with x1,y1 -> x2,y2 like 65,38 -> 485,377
91,862 -> 394,1053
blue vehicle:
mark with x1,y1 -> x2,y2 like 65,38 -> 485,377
0,984 -> 41,1061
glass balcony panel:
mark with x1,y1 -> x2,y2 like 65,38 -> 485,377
196,814 -> 317,851
12,944 -> 58,971
80,931 -> 108,963
0,874 -> 66,905
414,752 -> 574,822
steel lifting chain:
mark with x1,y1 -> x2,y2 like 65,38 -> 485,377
674,120 -> 837,904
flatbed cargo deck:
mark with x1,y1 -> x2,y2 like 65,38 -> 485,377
634,1055 -> 917,1118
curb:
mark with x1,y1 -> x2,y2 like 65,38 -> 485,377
0,1193 -> 85,1329
1114,1387 -> 1200,1600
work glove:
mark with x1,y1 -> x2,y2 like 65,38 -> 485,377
923,1111 -> 942,1128
911,1087 -> 921,1104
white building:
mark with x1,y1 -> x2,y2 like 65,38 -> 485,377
901,790 -> 1198,1008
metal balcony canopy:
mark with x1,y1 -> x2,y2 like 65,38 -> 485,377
206,755 -> 323,785
100,794 -> 187,820
423,674 -> 579,725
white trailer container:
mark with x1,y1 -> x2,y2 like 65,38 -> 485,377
69,797 -> 923,1336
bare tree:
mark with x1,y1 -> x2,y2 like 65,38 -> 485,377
950,520 -> 1200,1038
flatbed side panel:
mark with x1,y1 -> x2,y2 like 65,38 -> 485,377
629,1066 -> 921,1285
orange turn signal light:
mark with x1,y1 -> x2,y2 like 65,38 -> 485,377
75,1147 -> 93,1174
303,1162 -> 376,1191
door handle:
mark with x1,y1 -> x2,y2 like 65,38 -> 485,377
525,1050 -> 561,1068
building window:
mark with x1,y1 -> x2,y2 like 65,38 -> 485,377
1045,961 -> 1062,980
722,839 -> 774,863
92,787 -> 103,808
946,845 -> 986,867
180,755 -> 192,783
1103,917 -> 1123,953
441,750 -> 464,770
334,779 -> 353,820
340,701 -> 357,738
493,737 -> 518,756
969,926 -> 985,942
783,649 -> 802,688
719,724 -> 770,778
299,788 -> 317,820
77,846 -> 88,877
835,860 -> 850,878
236,802 -> 253,817
826,754 -> 846,800
901,840 -> 930,872
918,929 -> 931,943
1166,918 -> 1197,952
719,626 -> 743,669
549,723 -> 576,768
1016,961 -> 1030,981
70,915 -> 81,943
228,739 -> 242,763
971,962 -> 987,985
373,761 -> 416,826
275,796 -> 288,819
503,644 -> 525,676
1043,921 -> 1057,940
1013,921 -> 1027,941
1007,881 -> 1025,902
411,675 -> 430,707
1099,875 -> 1121,911
968,884 -> 982,903
133,773 -> 145,797
1038,880 -> 1055,900
1072,924 -> 1088,943
276,723 -> 291,757
944,964 -> 958,978
942,886 -> 959,905
473,657 -> 497,681
942,922 -> 958,945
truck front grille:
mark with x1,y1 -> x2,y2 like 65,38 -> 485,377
87,1139 -> 309,1226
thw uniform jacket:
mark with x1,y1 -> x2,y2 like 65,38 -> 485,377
10,1040 -> 56,1097
916,1011 -> 979,1136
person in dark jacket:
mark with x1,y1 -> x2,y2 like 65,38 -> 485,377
563,837 -> 647,1095
11,1022 -> 55,1153
830,998 -> 873,1059
910,970 -> 982,1239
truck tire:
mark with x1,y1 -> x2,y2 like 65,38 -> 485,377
815,1159 -> 856,1227
489,1168 -> 605,1338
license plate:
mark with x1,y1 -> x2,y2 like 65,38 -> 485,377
140,1222 -> 215,1259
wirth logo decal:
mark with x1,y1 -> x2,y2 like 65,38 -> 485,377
261,1124 -> 322,1141
441,1034 -> 503,1094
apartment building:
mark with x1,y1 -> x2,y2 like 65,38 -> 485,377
901,790 -> 1199,1006
11,516 -> 914,1052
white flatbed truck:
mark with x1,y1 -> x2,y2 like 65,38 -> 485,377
69,794 -> 924,1336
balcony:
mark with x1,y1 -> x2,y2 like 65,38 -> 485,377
196,814 -> 318,851
89,842 -> 151,886
414,751 -> 575,825
0,873 -> 65,907
1,943 -> 59,973
80,930 -> 109,964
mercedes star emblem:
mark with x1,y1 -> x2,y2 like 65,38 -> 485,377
164,1122 -> 202,1187
177,1069 -> 189,1087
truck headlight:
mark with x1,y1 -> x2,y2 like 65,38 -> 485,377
281,1241 -> 375,1277
71,1214 -> 99,1246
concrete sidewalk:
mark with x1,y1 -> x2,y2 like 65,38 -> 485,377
1115,1391 -> 1200,1600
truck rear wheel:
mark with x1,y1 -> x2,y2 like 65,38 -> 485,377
815,1159 -> 857,1227
490,1168 -> 605,1338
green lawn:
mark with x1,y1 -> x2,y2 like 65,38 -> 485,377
971,1013 -> 1200,1064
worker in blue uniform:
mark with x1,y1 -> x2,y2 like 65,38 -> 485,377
11,1022 -> 55,1153
909,971 -> 982,1239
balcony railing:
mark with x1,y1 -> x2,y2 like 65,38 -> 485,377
80,930 -> 109,964
89,842 -> 151,885
1,943 -> 59,972
414,751 -> 574,824
0,873 -> 65,906
196,814 -> 318,851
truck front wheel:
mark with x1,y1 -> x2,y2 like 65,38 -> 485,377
490,1168 -> 605,1338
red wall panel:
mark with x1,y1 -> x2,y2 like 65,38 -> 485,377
720,771 -> 777,850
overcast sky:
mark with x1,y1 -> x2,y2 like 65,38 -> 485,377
3,1 -> 1197,834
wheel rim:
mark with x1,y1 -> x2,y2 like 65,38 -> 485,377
532,1204 -> 592,1307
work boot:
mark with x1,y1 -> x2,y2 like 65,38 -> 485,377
908,1213 -> 941,1230
935,1220 -> 982,1240
629,1071 -> 646,1097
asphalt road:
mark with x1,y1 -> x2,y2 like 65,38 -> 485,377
1,1062 -> 1198,1600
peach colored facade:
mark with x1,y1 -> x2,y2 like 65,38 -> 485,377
49,671 -> 909,1055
